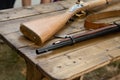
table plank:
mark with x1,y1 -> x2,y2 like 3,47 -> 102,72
36,46 -> 111,80
33,2 -> 64,13
0,0 -> 68,22
0,8 -> 39,22
35,32 -> 120,80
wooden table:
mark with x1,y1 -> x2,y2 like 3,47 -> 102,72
0,0 -> 120,80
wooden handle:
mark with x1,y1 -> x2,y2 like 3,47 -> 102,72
20,12 -> 72,45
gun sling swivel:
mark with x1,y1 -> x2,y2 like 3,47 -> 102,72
36,10 -> 120,54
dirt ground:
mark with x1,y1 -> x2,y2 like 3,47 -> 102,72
0,42 -> 26,80
0,41 -> 120,80
84,62 -> 120,80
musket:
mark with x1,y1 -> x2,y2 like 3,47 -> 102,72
36,23 -> 120,54
36,10 -> 120,54
20,0 -> 117,45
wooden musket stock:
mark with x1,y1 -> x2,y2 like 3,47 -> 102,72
20,0 -> 116,45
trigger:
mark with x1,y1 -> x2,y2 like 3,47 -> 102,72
75,10 -> 87,18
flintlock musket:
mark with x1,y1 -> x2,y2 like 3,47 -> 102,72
36,10 -> 120,54
20,0 -> 118,45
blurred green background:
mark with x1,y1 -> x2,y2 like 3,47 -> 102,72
0,42 -> 26,80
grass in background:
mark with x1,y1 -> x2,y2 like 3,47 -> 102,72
0,43 -> 26,80
84,61 -> 120,80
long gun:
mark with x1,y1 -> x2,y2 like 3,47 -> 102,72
36,10 -> 120,54
36,23 -> 120,54
20,0 -> 117,45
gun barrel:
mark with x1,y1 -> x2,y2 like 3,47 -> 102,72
36,24 -> 120,54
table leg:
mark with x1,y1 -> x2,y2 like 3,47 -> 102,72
80,75 -> 84,80
25,60 -> 43,80
73,75 -> 84,80
42,77 -> 49,80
